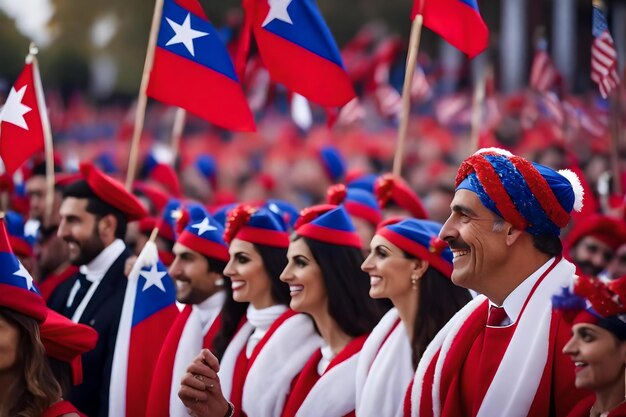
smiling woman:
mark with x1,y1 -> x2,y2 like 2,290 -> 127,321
553,275 -> 626,416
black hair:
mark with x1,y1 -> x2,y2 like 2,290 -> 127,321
62,179 -> 127,239
211,276 -> 248,361
404,252 -> 472,369
532,234 -> 563,258
253,243 -> 291,306
30,161 -> 63,178
299,236 -> 383,337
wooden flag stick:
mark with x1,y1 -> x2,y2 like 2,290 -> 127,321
469,66 -> 488,155
392,15 -> 424,177
610,91 -> 623,196
125,0 -> 165,191
28,43 -> 56,226
170,107 -> 187,163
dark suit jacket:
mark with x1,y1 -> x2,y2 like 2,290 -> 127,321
48,248 -> 130,417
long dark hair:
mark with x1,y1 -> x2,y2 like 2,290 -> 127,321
211,243 -> 290,360
0,308 -> 62,417
408,260 -> 472,369
300,236 -> 383,337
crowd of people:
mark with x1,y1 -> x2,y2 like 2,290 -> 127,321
1,116 -> 626,416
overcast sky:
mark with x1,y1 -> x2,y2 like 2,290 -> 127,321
0,0 -> 53,46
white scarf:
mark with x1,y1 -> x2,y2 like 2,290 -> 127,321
412,257 -> 575,417
170,292 -> 225,417
242,313 -> 322,417
220,304 -> 285,400
355,308 -> 412,417
296,345 -> 362,417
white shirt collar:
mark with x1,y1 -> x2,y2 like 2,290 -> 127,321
79,239 -> 125,283
193,290 -> 226,329
491,257 -> 556,324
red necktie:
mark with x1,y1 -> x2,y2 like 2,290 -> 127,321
487,305 -> 508,327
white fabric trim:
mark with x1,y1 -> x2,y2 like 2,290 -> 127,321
410,295 -> 485,417
477,259 -> 574,417
356,308 -> 412,417
296,348 -> 361,417
242,314 -> 322,417
411,258 -> 575,417
219,321 -> 254,400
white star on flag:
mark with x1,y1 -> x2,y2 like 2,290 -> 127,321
191,217 -> 217,235
262,0 -> 294,27
140,264 -> 168,292
24,219 -> 40,239
0,85 -> 32,130
14,262 -> 34,290
165,13 -> 210,57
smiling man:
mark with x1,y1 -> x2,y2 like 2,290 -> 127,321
145,205 -> 230,417
407,148 -> 594,417
47,162 -> 147,417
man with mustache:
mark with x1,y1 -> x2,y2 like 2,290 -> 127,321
406,148 -> 594,417
564,215 -> 626,278
47,162 -> 147,417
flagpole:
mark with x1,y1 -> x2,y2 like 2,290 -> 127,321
125,0 -> 165,191
170,107 -> 186,163
392,14 -> 424,177
610,91 -> 623,196
28,43 -> 56,226
469,65 -> 488,154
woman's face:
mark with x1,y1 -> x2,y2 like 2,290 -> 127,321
224,239 -> 275,309
0,313 -> 20,373
362,234 -> 415,301
280,239 -> 327,315
563,322 -> 626,391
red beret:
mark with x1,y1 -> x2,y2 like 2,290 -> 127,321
55,173 -> 82,188
80,162 -> 148,222
40,309 -> 98,385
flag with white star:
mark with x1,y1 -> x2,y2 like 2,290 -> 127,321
0,214 -> 47,322
109,240 -> 179,417
242,0 -> 355,107
0,61 -> 47,175
146,0 -> 255,131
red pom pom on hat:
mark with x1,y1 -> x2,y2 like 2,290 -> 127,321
374,174 -> 428,219
80,162 -> 148,222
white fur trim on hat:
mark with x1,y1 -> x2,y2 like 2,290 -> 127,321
474,147 -> 514,157
557,169 -> 584,212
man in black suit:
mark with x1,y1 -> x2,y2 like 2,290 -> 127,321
48,162 -> 147,417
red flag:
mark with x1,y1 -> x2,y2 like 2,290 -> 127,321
147,0 -> 255,131
412,0 -> 488,58
0,61 -> 46,175
109,241 -> 179,417
242,0 -> 356,107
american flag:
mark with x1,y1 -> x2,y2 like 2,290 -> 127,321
591,0 -> 620,99
529,39 -> 558,94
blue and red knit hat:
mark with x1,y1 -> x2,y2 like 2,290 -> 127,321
455,148 -> 584,236
176,205 -> 229,262
374,173 -> 428,219
327,184 -> 382,227
195,154 -> 218,189
224,205 -> 290,248
552,275 -> 626,340
295,205 -> 361,248
157,198 -> 182,242
212,203 -> 237,228
317,146 -> 346,184
5,211 -> 36,258
377,218 -> 453,277
0,214 -> 47,322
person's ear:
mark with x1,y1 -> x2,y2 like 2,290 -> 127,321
98,214 -> 117,239
505,226 -> 524,247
